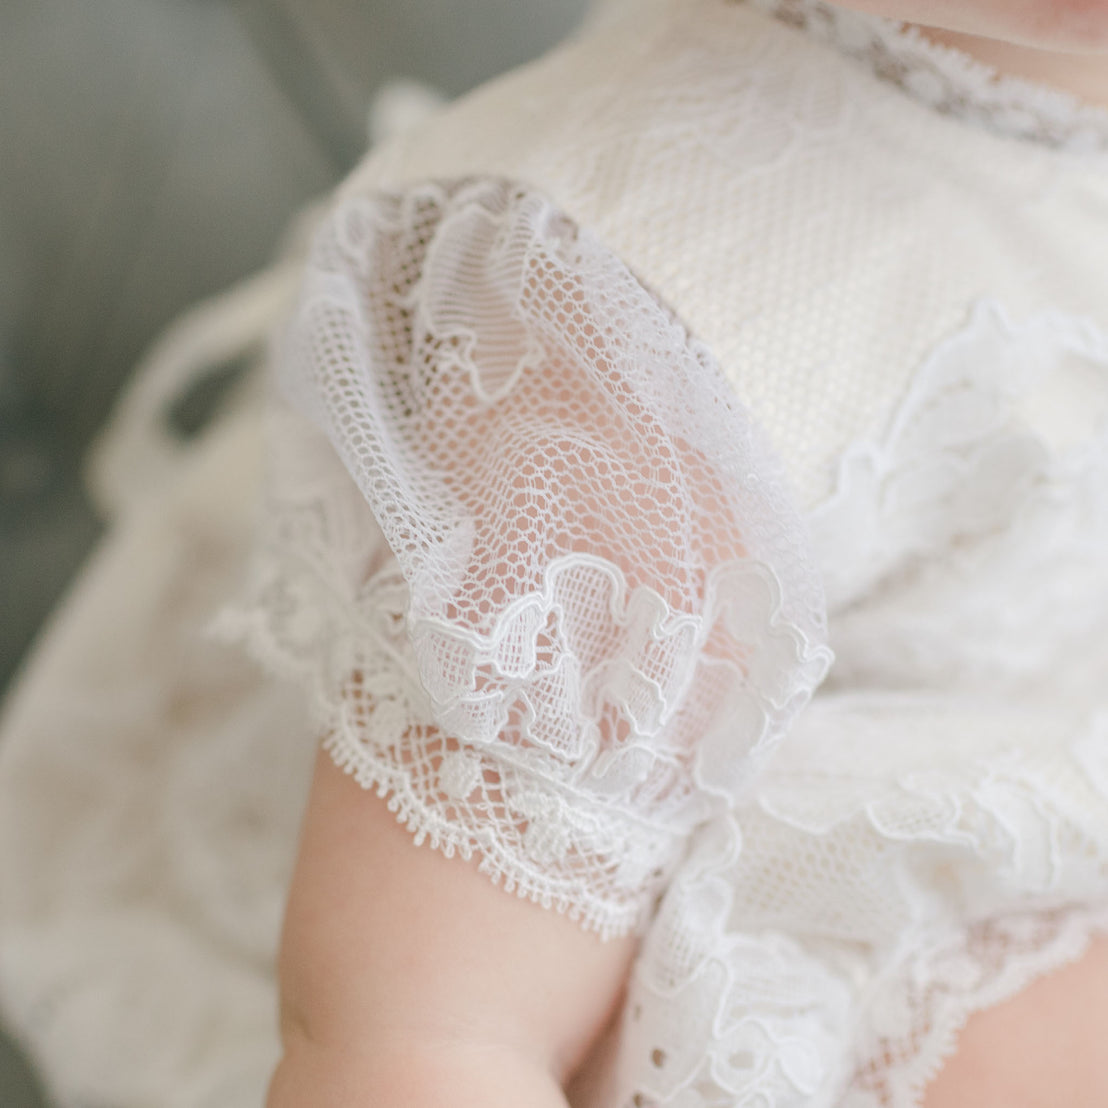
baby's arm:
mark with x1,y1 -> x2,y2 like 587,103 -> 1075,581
267,747 -> 637,1107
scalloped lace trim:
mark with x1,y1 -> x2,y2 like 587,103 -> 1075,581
748,0 -> 1108,153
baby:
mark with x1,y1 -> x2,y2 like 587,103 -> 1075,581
2,0 -> 1108,1103
265,3 -> 1108,1107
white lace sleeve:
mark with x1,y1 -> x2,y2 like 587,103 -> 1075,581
229,177 -> 831,938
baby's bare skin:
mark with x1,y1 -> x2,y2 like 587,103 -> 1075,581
923,936 -> 1108,1107
267,749 -> 635,1107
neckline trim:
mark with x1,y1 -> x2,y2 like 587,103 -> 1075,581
745,0 -> 1108,154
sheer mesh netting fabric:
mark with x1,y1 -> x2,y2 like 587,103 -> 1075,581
227,177 -> 832,939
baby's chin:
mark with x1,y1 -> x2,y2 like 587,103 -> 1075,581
828,0 -> 1108,52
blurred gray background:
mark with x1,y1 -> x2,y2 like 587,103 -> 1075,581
0,0 -> 587,1102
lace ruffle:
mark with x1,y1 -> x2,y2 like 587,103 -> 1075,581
610,697 -> 1108,1108
814,301 -> 1108,693
223,177 -> 832,938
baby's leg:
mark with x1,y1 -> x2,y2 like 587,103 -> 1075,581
267,748 -> 636,1107
923,935 -> 1108,1107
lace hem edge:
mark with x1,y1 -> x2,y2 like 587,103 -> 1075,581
850,903 -> 1108,1106
214,604 -> 656,941
320,723 -> 648,941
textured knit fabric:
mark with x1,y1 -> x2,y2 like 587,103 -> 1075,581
2,2 -> 1108,1106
